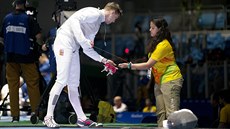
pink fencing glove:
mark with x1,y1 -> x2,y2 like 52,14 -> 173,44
101,62 -> 118,76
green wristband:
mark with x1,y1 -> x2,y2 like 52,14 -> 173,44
127,62 -> 132,69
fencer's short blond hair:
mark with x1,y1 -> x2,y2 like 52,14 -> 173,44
104,2 -> 122,16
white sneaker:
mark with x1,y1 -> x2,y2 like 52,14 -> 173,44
43,116 -> 60,128
77,119 -> 103,127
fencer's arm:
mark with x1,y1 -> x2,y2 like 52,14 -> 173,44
70,19 -> 92,47
70,19 -> 105,62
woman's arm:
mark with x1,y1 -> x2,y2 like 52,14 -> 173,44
118,58 -> 157,70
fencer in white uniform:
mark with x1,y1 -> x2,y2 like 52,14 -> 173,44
43,2 -> 122,128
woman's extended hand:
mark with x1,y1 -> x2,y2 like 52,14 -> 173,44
118,63 -> 128,69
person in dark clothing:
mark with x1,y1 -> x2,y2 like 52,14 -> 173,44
0,0 -> 43,122
210,91 -> 221,128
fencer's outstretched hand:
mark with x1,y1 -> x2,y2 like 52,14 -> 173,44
101,59 -> 118,76
106,59 -> 116,66
118,63 -> 128,69
101,58 -> 116,66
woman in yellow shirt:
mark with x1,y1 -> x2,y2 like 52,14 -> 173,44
142,98 -> 156,113
119,18 -> 183,127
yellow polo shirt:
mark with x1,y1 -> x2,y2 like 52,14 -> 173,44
142,106 -> 157,113
219,104 -> 230,124
149,39 -> 182,84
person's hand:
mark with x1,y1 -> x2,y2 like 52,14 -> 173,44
106,59 -> 116,66
118,63 -> 128,69
101,59 -> 117,76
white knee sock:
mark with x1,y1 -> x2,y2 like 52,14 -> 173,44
68,86 -> 87,121
46,82 -> 64,117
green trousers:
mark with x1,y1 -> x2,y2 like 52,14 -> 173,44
154,78 -> 183,127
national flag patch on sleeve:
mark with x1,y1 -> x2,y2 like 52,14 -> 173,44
59,49 -> 64,56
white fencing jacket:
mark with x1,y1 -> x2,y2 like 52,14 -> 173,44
57,7 -> 105,62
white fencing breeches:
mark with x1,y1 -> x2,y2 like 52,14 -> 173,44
46,35 -> 87,121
